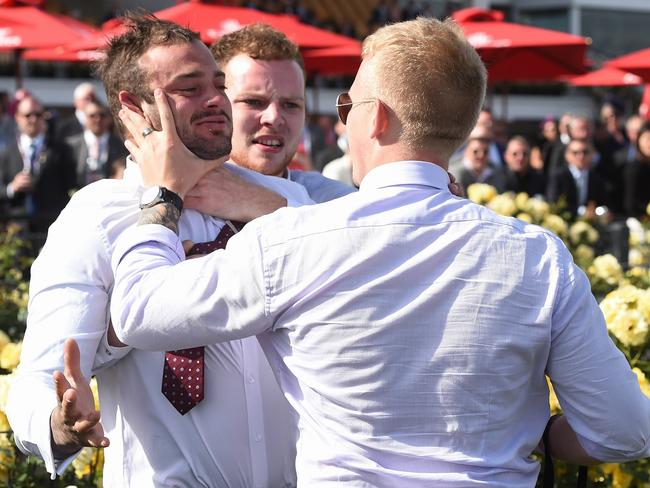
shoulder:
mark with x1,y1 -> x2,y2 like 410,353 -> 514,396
289,170 -> 356,202
225,162 -> 312,203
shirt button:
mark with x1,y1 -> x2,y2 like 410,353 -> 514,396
255,434 -> 262,442
248,376 -> 255,384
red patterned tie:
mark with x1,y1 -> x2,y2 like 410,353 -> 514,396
162,220 -> 245,414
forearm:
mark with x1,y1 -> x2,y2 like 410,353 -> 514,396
546,415 -> 602,466
111,222 -> 272,350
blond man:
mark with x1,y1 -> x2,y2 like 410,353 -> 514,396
111,17 -> 650,486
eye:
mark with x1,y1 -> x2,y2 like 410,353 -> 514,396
178,87 -> 197,94
242,99 -> 264,108
284,101 -> 303,109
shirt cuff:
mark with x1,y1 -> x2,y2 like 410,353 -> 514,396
6,182 -> 14,199
33,400 -> 79,478
93,326 -> 133,372
111,223 -> 185,273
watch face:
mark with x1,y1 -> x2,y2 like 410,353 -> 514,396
140,186 -> 162,207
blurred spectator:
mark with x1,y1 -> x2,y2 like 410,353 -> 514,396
475,108 -> 505,166
457,131 -> 506,193
622,122 -> 650,218
596,102 -> 627,158
313,118 -> 346,172
547,114 -> 595,175
546,138 -> 610,217
371,0 -> 390,27
7,88 -> 32,117
0,91 -> 15,154
55,82 -> 97,140
107,156 -> 127,180
558,112 -> 572,145
322,121 -> 354,187
0,97 -> 76,243
65,100 -> 127,188
615,114 -> 643,164
530,116 -> 557,172
503,136 -> 546,197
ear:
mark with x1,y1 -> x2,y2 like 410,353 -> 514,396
369,99 -> 389,141
118,91 -> 143,115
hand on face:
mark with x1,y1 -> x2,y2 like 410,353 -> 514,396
120,89 -> 228,198
185,165 -> 287,222
51,339 -> 109,457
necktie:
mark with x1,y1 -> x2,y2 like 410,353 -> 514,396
28,142 -> 38,175
162,220 -> 245,414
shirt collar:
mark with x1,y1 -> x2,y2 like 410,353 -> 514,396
359,161 -> 449,192
568,164 -> 588,180
124,155 -> 144,186
19,132 -> 45,152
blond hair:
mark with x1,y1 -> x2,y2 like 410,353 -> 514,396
362,17 -> 486,155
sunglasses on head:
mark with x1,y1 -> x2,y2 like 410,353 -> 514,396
335,92 -> 375,125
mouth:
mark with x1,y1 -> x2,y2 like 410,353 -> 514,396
252,135 -> 284,150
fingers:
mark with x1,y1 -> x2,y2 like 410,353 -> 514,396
119,104 -> 152,145
63,338 -> 83,382
182,240 -> 196,255
53,370 -> 72,403
154,89 -> 176,138
60,388 -> 80,426
124,139 -> 141,164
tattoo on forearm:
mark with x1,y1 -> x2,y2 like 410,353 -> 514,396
138,203 -> 181,235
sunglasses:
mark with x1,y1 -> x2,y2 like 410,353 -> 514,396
87,112 -> 108,119
570,149 -> 591,156
19,111 -> 45,119
335,92 -> 375,125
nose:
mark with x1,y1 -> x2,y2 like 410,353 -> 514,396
205,86 -> 229,111
260,102 -> 284,127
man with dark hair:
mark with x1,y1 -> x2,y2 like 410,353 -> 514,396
502,136 -> 546,197
7,14 -> 309,487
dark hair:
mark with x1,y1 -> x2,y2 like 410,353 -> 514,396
94,12 -> 200,137
210,23 -> 304,75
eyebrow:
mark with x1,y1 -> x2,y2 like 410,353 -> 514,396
169,70 -> 225,83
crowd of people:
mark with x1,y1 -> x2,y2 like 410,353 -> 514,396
299,101 -> 650,224
0,83 -> 128,249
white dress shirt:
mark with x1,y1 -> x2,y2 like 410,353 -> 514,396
7,160 -> 313,487
111,160 -> 650,487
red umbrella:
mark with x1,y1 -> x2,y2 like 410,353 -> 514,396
567,66 -> 643,87
302,44 -> 361,76
153,1 -> 357,49
451,8 -> 589,82
0,6 -> 98,50
607,47 -> 650,82
0,4 -> 100,86
23,4 -> 361,75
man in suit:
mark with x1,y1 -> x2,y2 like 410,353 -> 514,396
66,100 -> 127,188
546,138 -> 610,217
55,82 -> 98,140
503,136 -> 546,197
457,131 -> 506,193
0,96 -> 76,240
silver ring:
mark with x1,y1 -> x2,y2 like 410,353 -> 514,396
142,127 -> 154,138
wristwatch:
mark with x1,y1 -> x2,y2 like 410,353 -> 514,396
139,186 -> 183,213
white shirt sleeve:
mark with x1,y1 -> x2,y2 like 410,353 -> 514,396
547,251 -> 650,462
110,223 -> 273,351
6,203 -> 121,477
